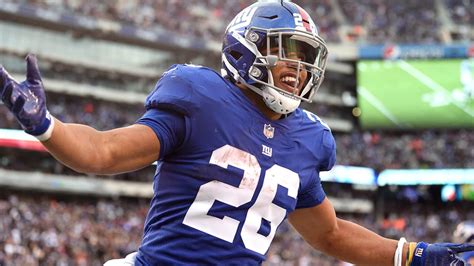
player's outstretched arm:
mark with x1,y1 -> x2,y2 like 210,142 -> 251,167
289,198 -> 399,265
0,54 -> 160,175
289,198 -> 474,266
43,121 -> 160,174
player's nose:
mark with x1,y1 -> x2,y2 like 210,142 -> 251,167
281,58 -> 301,71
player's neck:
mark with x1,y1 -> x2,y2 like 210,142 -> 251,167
236,83 -> 282,121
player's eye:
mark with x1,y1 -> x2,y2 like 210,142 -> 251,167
281,36 -> 314,63
262,35 -> 322,65
259,36 -> 279,56
282,49 -> 306,61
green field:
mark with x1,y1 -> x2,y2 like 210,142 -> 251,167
357,59 -> 474,129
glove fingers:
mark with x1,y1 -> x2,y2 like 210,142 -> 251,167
25,54 -> 42,85
448,243 -> 474,253
0,66 -> 18,96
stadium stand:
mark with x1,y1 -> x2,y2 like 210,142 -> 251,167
8,0 -> 468,44
335,129 -> 474,171
0,0 -> 472,265
339,0 -> 441,43
5,0 -> 340,42
444,0 -> 473,25
0,191 -> 147,266
1,190 -> 472,266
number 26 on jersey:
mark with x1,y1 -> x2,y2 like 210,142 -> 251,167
183,145 -> 300,255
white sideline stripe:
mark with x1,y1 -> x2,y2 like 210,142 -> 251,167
358,86 -> 403,127
398,60 -> 474,117
0,129 -> 38,141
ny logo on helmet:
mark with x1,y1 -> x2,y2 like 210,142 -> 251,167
226,6 -> 258,33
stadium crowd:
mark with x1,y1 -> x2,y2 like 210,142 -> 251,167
0,192 -> 147,266
9,0 -> 339,42
0,191 -> 472,266
444,0 -> 473,25
0,0 -> 472,264
339,0 -> 441,43
9,0 -> 464,44
335,129 -> 474,171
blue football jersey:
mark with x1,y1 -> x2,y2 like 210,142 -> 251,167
135,64 -> 336,265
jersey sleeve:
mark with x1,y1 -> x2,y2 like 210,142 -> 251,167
145,64 -> 200,116
136,108 -> 186,160
319,129 -> 336,171
295,170 -> 326,209
295,126 -> 336,209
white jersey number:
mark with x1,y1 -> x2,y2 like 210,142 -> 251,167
183,145 -> 300,255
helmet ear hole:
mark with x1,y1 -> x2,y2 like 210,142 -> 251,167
230,51 -> 243,60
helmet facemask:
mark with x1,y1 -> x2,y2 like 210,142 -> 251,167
220,1 -> 329,115
243,27 -> 328,114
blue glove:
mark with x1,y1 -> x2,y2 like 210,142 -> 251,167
461,250 -> 474,263
408,241 -> 474,266
0,54 -> 54,140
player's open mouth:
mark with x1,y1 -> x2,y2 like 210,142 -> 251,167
279,73 -> 300,94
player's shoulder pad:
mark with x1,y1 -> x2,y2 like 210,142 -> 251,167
300,109 -> 336,171
145,64 -> 221,115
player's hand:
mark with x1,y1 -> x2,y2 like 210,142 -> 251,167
0,54 -> 54,140
407,241 -> 474,266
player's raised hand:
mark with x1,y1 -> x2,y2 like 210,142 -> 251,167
407,242 -> 474,266
0,54 -> 54,141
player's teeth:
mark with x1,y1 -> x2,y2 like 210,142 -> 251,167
280,76 -> 297,86
280,76 -> 296,83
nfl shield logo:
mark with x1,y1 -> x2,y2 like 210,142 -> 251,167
263,124 -> 274,139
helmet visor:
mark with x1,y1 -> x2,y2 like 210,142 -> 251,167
267,34 -> 325,67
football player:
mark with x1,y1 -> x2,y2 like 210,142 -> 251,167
1,1 -> 473,265
461,58 -> 474,100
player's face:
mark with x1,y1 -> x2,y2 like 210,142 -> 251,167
269,50 -> 308,96
260,36 -> 312,96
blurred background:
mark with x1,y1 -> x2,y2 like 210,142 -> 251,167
0,0 -> 472,265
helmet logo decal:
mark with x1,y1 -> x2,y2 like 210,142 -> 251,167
293,6 -> 317,34
226,6 -> 258,33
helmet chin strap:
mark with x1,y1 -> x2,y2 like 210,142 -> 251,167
238,53 -> 302,115
262,86 -> 301,114
262,57 -> 300,115
237,75 -> 300,115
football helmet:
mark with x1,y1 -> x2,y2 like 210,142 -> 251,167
221,0 -> 328,114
